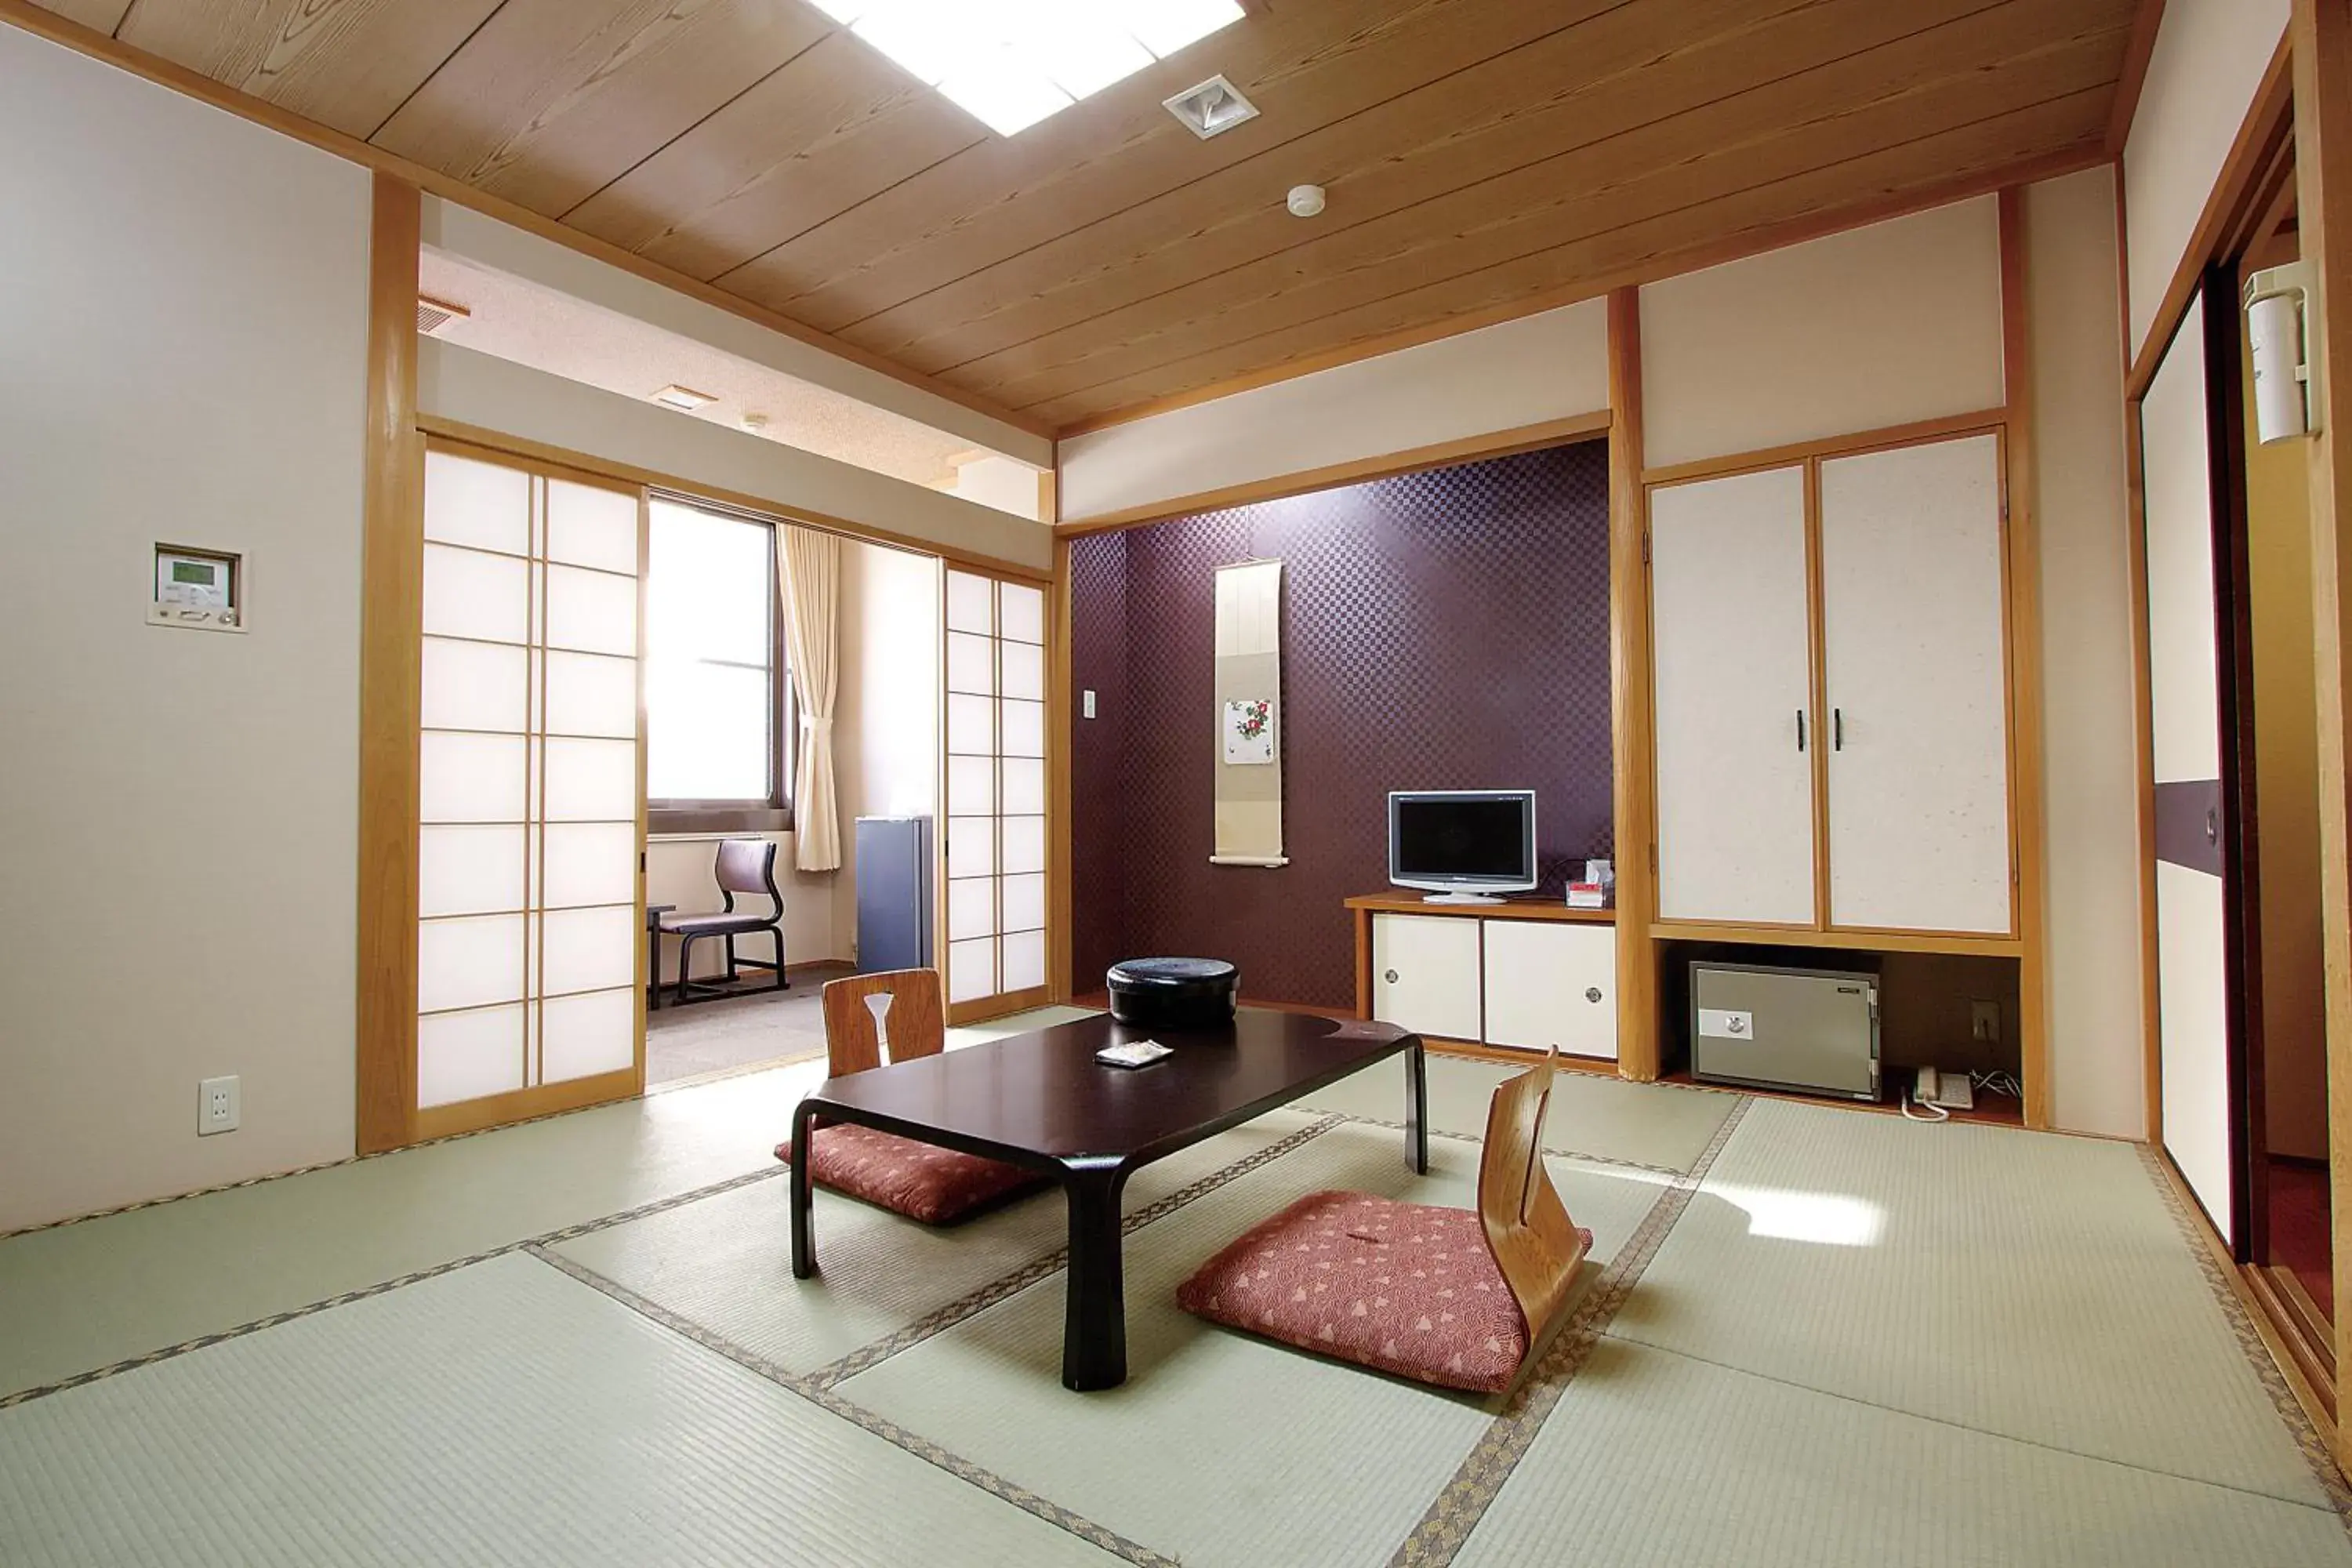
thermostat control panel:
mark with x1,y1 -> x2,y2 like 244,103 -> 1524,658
149,545 -> 244,632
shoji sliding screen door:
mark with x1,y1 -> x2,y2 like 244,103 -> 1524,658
412,443 -> 645,1137
942,567 -> 1050,1022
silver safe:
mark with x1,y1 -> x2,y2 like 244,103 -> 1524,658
1690,960 -> 1881,1102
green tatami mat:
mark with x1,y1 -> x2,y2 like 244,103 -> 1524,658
0,1056 -> 828,1399
1298,1053 -> 1739,1172
554,1108 -> 1328,1375
1457,1335 -> 2352,1568
1610,1098 -> 2332,1507
0,1252 -> 1123,1568
837,1120 -> 1664,1568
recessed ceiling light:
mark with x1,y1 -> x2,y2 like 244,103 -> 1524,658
651,384 -> 717,412
810,1 -> 1247,138
1164,74 -> 1259,140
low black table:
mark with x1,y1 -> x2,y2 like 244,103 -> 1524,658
789,1007 -> 1426,1390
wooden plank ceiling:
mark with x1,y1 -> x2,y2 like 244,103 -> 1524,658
43,0 -> 2138,431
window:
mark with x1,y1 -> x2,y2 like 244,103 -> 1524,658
646,499 -> 789,827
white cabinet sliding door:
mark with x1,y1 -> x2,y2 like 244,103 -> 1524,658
1650,465 -> 1817,926
416,446 -> 644,1129
1819,434 -> 2013,935
943,568 -> 1050,1019
2142,295 -> 2236,1245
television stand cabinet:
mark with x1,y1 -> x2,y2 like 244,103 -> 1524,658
1345,893 -> 1617,1062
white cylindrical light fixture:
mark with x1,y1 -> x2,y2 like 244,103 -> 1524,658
1287,183 -> 1325,218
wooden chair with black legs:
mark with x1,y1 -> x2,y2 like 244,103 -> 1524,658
660,838 -> 789,1007
774,968 -> 1050,1225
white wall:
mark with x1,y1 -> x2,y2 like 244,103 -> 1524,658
1056,299 -> 1609,523
1639,196 -> 2008,469
0,27 -> 371,1232
2027,166 -> 2148,1139
419,338 -> 1053,572
2122,0 -> 2291,361
829,542 -> 944,956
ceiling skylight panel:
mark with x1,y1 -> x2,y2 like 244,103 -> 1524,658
808,0 -> 1247,137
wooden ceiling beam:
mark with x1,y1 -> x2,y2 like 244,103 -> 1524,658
715,0 -> 1595,332
1026,104 -> 2109,427
562,30 -> 983,281
975,40 -> 2122,412
117,0 -> 503,141
369,0 -> 833,220
855,0 -> 2129,381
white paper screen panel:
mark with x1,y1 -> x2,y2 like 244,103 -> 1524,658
2143,297 -> 2222,788
417,449 -> 643,1112
1819,434 -> 2013,935
943,569 -> 1050,1007
1649,466 -> 1816,925
2141,308 -> 2234,1244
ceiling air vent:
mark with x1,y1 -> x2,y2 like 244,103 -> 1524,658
1163,74 -> 1258,140
416,295 -> 471,335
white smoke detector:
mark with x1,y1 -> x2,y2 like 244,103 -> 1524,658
1163,74 -> 1258,139
1287,184 -> 1326,218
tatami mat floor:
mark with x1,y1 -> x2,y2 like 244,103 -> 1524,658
0,1010 -> 2341,1566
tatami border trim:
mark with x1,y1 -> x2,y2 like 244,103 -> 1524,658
1387,1095 -> 1754,1566
2137,1144 -> 2352,1525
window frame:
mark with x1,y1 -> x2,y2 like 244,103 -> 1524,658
644,495 -> 795,834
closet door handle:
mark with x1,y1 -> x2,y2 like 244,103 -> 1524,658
1833,707 -> 1844,751
1795,710 -> 1806,752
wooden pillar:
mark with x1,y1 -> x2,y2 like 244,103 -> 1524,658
1998,187 -> 2056,1131
355,173 -> 423,1155
1608,288 -> 1661,1081
2291,0 -> 2352,1468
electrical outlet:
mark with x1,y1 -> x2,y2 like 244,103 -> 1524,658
1969,1000 -> 2001,1044
198,1075 -> 241,1136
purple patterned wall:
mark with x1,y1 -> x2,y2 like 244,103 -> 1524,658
1070,440 -> 1615,1007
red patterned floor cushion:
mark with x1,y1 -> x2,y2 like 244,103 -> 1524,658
1178,1190 -> 1591,1394
774,1125 -> 1047,1225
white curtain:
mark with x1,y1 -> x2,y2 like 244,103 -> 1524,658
780,527 -> 840,871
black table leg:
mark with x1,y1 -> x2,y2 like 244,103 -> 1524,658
789,1099 -> 818,1279
1405,1040 -> 1428,1174
1061,1166 -> 1128,1391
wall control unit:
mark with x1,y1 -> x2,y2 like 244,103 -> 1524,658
149,544 -> 244,632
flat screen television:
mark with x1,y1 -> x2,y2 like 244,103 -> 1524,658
1387,789 -> 1537,902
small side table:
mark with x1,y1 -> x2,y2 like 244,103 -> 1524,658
645,903 -> 676,1011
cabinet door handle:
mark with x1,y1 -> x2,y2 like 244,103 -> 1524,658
1384,968 -> 1399,983
1585,987 -> 1603,1004
1833,707 -> 1844,751
1795,710 -> 1806,752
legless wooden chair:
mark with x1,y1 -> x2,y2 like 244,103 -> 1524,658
775,969 -> 1049,1225
1176,1047 -> 1592,1395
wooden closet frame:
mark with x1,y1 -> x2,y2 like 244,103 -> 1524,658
1609,190 -> 2050,1125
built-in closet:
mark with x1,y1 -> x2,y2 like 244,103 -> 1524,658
1648,428 -> 2016,942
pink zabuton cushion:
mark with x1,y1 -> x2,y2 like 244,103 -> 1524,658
1178,1190 -> 1590,1394
774,1125 -> 1046,1225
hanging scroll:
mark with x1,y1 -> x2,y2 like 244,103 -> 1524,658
1210,559 -> 1287,866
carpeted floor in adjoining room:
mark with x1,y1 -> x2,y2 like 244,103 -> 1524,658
0,1013 -> 2344,1567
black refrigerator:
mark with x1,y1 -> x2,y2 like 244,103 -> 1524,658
855,815 -> 935,973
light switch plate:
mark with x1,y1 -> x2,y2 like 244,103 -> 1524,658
1082,688 -> 1098,719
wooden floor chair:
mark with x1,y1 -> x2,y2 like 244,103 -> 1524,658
1176,1047 -> 1592,1395
772,969 -> 1050,1225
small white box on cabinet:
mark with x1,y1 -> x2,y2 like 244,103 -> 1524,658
1483,922 -> 1617,1060
1370,913 -> 1483,1043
